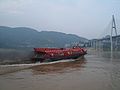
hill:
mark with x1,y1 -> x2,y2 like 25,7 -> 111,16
0,26 -> 88,48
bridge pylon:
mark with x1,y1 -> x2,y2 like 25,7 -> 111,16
110,15 -> 118,52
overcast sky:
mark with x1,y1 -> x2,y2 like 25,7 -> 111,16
0,0 -> 120,39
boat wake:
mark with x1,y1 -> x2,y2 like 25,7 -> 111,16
0,59 -> 76,75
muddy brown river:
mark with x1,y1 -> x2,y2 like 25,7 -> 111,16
0,50 -> 120,90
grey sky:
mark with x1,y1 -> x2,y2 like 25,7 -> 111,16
0,0 -> 120,39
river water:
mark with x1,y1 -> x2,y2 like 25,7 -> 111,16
0,50 -> 120,90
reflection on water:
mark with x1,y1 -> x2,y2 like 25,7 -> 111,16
90,51 -> 120,90
110,63 -> 120,90
0,51 -> 120,90
97,51 -> 120,59
31,58 -> 86,75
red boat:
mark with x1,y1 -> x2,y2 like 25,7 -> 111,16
33,46 -> 87,62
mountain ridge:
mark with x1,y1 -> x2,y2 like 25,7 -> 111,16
0,26 -> 88,48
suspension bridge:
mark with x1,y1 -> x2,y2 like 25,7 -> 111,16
87,15 -> 120,51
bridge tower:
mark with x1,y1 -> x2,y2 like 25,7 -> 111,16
110,15 -> 118,52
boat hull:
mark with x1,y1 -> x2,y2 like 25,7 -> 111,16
32,47 -> 87,62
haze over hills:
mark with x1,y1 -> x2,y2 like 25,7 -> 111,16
0,26 -> 88,48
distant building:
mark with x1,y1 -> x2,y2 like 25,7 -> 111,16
87,35 -> 120,51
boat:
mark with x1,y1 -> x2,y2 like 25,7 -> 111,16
32,46 -> 87,62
